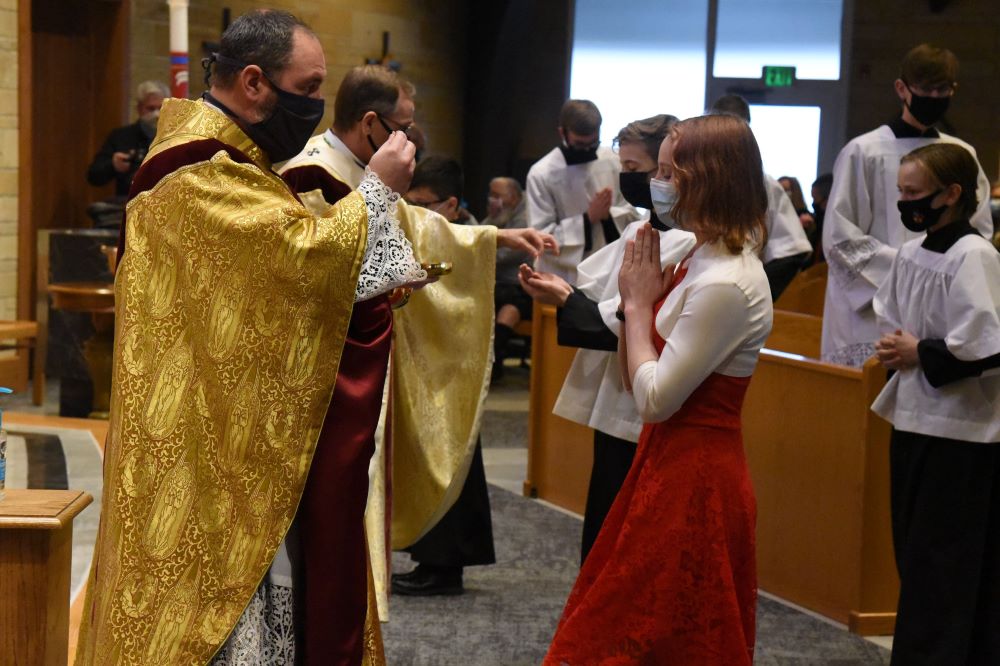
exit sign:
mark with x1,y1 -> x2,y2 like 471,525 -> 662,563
763,65 -> 796,87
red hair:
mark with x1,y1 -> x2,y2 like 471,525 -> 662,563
669,115 -> 767,254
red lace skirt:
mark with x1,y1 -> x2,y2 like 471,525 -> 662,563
545,373 -> 757,665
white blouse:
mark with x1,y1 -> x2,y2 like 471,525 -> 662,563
631,241 -> 773,424
872,234 -> 1000,443
552,221 -> 697,441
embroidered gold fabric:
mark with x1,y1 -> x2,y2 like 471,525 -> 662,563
389,203 -> 496,548
75,99 -> 368,666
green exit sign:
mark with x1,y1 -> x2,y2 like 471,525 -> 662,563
763,65 -> 796,87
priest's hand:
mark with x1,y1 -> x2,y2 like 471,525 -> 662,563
369,131 -> 415,194
619,223 -> 672,314
498,228 -> 559,257
518,264 -> 572,306
875,329 -> 919,370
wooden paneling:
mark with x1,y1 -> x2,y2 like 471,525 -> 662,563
524,303 -> 593,515
17,0 -> 130,324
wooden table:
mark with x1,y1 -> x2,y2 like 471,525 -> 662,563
0,489 -> 93,665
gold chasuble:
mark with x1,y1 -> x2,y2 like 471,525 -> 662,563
76,99 -> 370,665
280,134 -> 496,550
389,203 -> 497,547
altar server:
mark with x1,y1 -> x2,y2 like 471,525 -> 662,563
822,44 -> 993,366
873,143 -> 1000,665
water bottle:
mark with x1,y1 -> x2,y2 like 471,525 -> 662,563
0,387 -> 11,501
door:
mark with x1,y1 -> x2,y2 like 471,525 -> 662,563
704,0 -> 852,193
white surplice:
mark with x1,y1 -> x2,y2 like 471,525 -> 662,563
872,233 -> 1000,443
526,146 -> 640,283
820,125 -> 993,366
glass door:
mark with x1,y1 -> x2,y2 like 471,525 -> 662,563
705,0 -> 852,191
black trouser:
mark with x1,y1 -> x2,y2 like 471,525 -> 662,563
581,429 -> 636,564
407,439 -> 496,568
763,251 -> 810,302
890,429 -> 1000,666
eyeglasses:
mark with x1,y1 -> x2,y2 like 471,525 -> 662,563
905,81 -> 957,97
378,114 -> 415,138
404,197 -> 446,210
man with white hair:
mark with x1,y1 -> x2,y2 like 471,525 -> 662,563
86,79 -> 170,197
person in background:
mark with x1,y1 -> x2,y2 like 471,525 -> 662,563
709,95 -> 812,301
779,176 -> 817,236
518,114 -> 696,563
810,172 -> 833,263
483,176 -> 532,381
86,80 -> 169,197
526,99 -> 640,282
405,156 -> 478,225
821,43 -> 993,367
872,142 -> 1000,665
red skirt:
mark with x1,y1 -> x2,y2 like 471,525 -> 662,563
545,372 -> 757,665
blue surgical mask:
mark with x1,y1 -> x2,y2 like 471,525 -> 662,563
649,178 -> 680,229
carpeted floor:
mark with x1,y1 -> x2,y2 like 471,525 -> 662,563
384,369 -> 892,665
385,484 -> 890,665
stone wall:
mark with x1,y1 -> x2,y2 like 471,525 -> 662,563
846,0 -> 1000,182
0,0 -> 16,321
130,0 -> 468,160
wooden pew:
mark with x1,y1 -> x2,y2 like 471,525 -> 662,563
743,350 -> 897,635
774,262 -> 827,316
523,303 -> 594,514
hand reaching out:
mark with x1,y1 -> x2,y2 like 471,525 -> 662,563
517,264 -> 573,306
498,228 -> 559,257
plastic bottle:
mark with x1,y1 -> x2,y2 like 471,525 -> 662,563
0,387 -> 11,501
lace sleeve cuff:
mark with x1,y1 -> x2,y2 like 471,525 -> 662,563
355,169 -> 426,301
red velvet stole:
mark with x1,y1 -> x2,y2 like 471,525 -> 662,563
282,163 -> 393,666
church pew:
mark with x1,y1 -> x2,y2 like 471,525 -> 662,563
743,352 -> 897,635
774,262 -> 827,317
523,303 -> 594,514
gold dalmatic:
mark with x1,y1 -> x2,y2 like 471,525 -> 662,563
75,99 -> 369,665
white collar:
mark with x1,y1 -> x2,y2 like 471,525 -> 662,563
323,130 -> 367,170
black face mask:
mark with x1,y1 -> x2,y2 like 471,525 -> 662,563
206,54 -> 325,163
905,88 -> 950,127
897,190 -> 946,232
619,171 -> 653,209
559,131 -> 599,165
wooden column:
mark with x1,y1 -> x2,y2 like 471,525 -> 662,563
0,489 -> 93,665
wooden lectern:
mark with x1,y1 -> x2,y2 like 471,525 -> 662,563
0,490 -> 93,665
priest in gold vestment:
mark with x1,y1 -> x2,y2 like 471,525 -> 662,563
280,65 -> 558,608
75,11 -> 426,666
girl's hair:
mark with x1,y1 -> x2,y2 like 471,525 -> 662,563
614,114 -> 679,163
778,176 -> 808,212
669,115 -> 767,254
900,143 -> 979,219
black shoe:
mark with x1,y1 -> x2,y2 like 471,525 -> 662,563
390,564 -> 425,584
391,565 -> 464,596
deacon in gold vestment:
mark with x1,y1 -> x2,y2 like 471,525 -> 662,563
76,11 -> 424,666
281,65 -> 558,606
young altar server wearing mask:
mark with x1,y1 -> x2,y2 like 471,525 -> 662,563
872,143 -> 1000,665
526,99 -> 640,282
518,115 -> 696,563
821,44 -> 993,367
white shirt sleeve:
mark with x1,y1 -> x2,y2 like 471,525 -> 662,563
631,283 -> 754,423
945,243 -> 1000,360
353,169 -> 426,302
